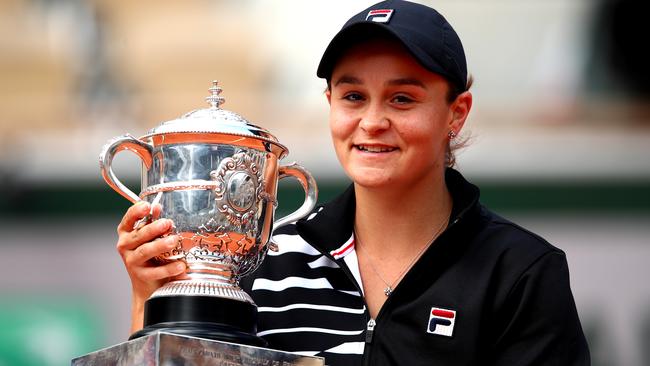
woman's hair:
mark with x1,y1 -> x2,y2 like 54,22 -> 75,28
445,74 -> 473,168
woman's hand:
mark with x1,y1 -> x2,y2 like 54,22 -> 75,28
116,201 -> 186,333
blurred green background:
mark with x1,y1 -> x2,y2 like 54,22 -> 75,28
1,1 -> 649,365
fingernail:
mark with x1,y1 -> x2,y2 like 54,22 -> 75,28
176,262 -> 186,272
166,236 -> 177,245
157,219 -> 170,229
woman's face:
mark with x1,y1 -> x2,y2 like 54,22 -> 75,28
327,38 -> 470,189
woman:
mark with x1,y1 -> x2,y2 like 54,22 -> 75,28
116,1 -> 590,365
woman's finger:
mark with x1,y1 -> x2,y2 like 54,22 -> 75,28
118,219 -> 173,252
123,234 -> 178,265
117,201 -> 151,235
134,260 -> 187,282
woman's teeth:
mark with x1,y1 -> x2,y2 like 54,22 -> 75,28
356,145 -> 396,153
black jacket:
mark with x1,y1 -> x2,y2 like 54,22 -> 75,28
241,169 -> 591,365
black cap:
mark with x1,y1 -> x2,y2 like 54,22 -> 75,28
317,0 -> 468,92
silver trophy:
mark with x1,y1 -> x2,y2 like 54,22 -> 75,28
99,81 -> 317,346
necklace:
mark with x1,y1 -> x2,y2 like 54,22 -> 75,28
355,217 -> 448,297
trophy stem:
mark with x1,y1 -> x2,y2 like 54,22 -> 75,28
131,295 -> 267,347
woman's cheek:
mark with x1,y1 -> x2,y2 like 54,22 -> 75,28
329,112 -> 355,139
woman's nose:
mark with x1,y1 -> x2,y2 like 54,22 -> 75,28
359,104 -> 390,134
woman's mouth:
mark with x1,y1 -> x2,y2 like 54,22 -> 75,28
354,144 -> 397,153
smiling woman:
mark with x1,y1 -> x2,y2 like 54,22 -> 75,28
117,1 -> 591,365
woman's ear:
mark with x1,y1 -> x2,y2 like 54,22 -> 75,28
449,91 -> 472,134
325,88 -> 332,105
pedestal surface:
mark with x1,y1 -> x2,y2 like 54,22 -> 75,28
72,332 -> 324,366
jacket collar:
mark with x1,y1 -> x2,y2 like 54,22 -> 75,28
296,168 -> 482,257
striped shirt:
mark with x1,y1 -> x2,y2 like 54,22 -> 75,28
241,200 -> 368,365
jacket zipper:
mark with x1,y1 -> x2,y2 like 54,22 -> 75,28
363,318 -> 376,366
365,318 -> 376,343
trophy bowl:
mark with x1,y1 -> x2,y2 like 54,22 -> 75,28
100,81 -> 317,345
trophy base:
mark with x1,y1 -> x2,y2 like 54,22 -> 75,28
131,295 -> 266,347
73,332 -> 324,365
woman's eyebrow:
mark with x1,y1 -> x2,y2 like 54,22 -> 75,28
386,77 -> 426,89
333,75 -> 362,86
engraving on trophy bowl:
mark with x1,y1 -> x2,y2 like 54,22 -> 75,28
211,151 -> 265,227
228,172 -> 256,212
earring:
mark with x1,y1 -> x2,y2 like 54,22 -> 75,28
448,130 -> 457,139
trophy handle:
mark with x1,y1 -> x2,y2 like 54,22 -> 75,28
99,134 -> 154,203
270,163 -> 318,250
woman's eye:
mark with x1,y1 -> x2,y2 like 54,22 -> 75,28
392,95 -> 414,104
343,92 -> 364,102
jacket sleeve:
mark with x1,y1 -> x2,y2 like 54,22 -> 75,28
490,251 -> 591,365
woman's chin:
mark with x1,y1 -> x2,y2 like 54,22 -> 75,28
348,169 -> 395,189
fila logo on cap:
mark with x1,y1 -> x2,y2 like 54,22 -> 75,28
366,9 -> 394,23
427,307 -> 456,337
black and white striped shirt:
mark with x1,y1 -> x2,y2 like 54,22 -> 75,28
241,185 -> 368,365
